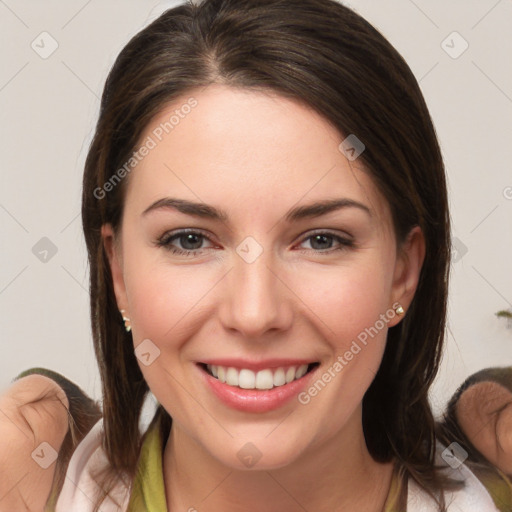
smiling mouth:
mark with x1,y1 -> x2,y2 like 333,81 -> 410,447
198,362 -> 320,390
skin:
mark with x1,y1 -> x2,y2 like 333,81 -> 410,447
0,374 -> 69,511
103,84 -> 425,511
456,381 -> 512,477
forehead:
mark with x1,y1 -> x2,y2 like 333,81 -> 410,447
123,84 -> 391,227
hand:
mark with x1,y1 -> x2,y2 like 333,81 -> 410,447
0,374 -> 69,512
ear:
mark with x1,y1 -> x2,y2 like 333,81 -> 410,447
101,223 -> 128,312
387,225 -> 425,327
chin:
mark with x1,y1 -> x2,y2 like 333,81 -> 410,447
205,434 -> 305,472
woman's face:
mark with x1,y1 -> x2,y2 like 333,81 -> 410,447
103,84 -> 424,469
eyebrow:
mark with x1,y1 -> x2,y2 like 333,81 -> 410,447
142,197 -> 372,223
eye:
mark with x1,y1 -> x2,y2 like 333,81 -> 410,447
297,231 -> 354,254
156,229 -> 215,256
156,229 -> 354,257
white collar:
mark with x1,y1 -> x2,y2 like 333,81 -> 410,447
407,441 -> 500,511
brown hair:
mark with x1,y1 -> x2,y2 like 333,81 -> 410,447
82,0 -> 456,509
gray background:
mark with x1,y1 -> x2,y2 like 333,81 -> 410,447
1,0 -> 511,417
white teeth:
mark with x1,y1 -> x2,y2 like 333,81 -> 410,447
285,366 -> 296,383
255,369 -> 274,389
296,364 -> 308,378
226,367 -> 239,386
273,367 -> 286,386
205,363 -> 313,389
238,369 -> 255,389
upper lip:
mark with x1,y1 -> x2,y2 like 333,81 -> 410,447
198,358 -> 317,372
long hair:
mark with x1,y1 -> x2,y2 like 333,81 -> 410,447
81,0 -> 454,509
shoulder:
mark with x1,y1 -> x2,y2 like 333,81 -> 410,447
406,441 -> 510,511
55,417 -> 132,512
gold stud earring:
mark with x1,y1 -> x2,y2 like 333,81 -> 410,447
394,304 -> 405,316
120,309 -> 132,332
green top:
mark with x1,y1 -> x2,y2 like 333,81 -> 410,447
127,416 -> 168,512
126,413 -> 405,511
125,412 -> 511,511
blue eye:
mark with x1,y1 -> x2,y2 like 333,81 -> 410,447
298,232 -> 354,252
157,230 -> 212,256
156,229 -> 354,256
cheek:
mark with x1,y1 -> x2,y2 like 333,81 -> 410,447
300,259 -> 393,342
122,256 -> 215,412
291,267 -> 393,437
290,260 -> 394,417
123,249 -> 216,342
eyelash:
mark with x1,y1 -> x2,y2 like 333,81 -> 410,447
156,229 -> 355,256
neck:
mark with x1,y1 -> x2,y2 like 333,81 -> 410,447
163,409 -> 395,512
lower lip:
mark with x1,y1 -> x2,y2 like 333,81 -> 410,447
197,364 -> 318,413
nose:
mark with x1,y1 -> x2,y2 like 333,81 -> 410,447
218,247 -> 293,340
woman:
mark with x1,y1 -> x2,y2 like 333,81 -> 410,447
2,0 -> 510,510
